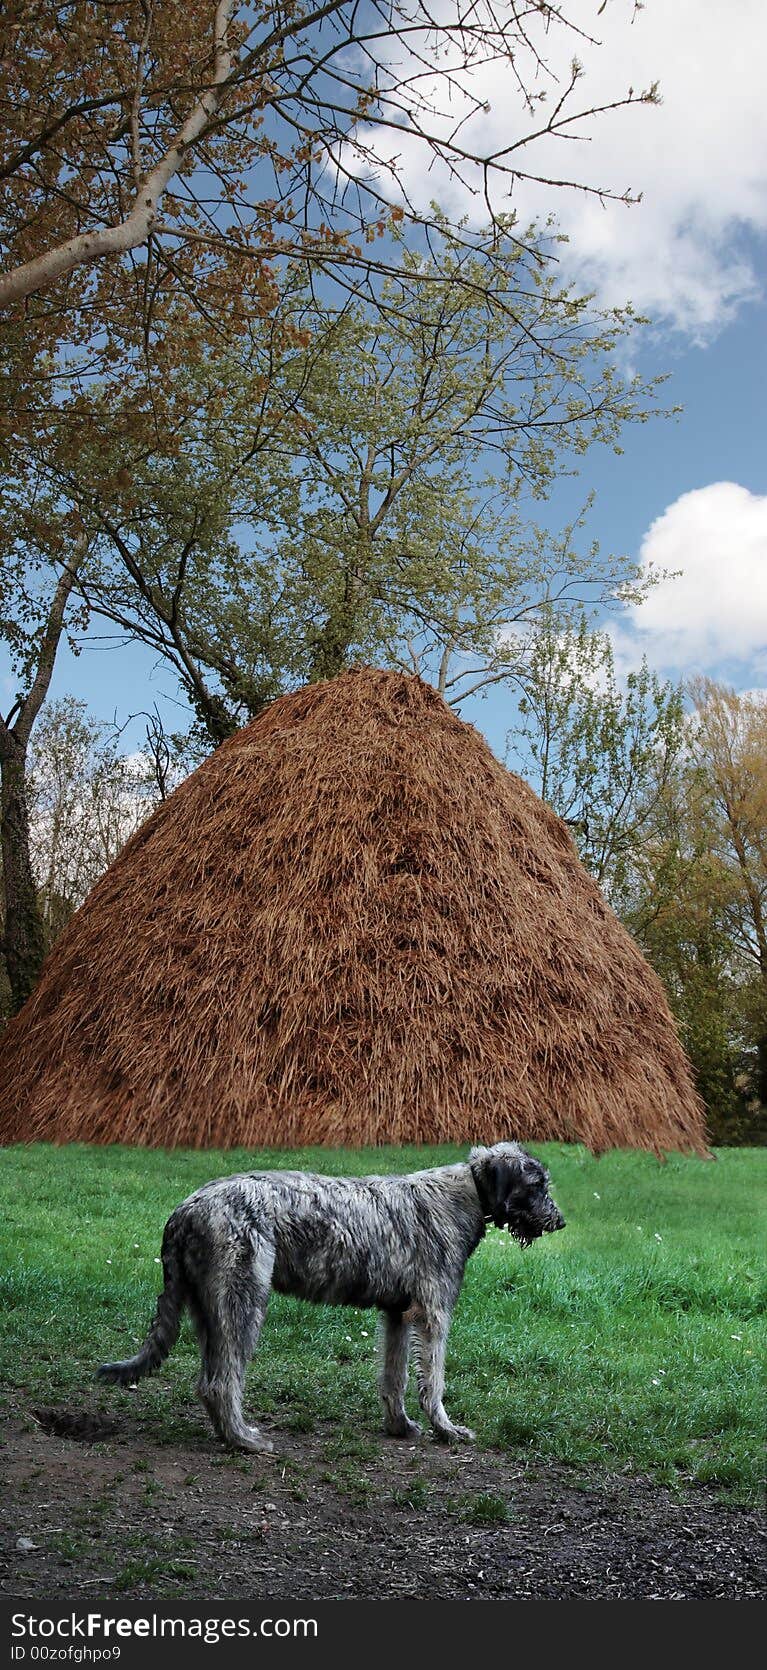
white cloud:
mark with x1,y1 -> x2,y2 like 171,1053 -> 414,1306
609,482 -> 767,677
348,0 -> 767,338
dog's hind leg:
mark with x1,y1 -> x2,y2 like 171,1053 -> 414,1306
188,1231 -> 276,1454
412,1309 -> 475,1443
378,1310 -> 421,1439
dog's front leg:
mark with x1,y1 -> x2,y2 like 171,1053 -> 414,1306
411,1308 -> 475,1443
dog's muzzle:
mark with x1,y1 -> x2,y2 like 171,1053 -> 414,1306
506,1204 -> 566,1247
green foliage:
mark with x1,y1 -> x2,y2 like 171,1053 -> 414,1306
508,612 -> 686,902
628,686 -> 767,1144
508,640 -> 767,1144
14,225 -> 664,742
23,698 -> 196,953
1,1143 -> 764,1503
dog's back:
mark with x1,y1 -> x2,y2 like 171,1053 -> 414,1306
170,1164 -> 483,1310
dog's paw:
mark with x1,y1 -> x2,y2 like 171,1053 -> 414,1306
384,1417 -> 422,1440
433,1422 -> 476,1444
236,1428 -> 274,1454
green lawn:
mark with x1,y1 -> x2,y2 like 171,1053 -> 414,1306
1,1143 -> 764,1502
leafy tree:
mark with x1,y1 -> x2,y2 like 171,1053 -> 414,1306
21,231 -> 662,742
513,652 -> 767,1140
0,4 -> 662,551
507,612 -> 685,901
23,698 -> 194,956
0,0 -> 656,338
626,755 -> 754,1141
0,515 -> 88,1010
687,681 -> 767,1119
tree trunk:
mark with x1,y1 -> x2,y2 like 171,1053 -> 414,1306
1,733 -> 47,1011
308,614 -> 355,682
755,1033 -> 767,1109
0,543 -> 87,1012
755,962 -> 767,1109
0,1 -> 235,308
308,564 -> 366,683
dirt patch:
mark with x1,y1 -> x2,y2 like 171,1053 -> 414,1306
32,1408 -> 118,1442
2,1406 -> 764,1601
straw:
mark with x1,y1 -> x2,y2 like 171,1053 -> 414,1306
0,668 -> 708,1153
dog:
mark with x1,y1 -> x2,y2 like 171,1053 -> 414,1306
98,1142 -> 565,1451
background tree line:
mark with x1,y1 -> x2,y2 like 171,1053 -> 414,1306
511,635 -> 766,1142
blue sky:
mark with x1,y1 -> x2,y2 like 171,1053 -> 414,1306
4,0 -> 766,766
434,274 -> 767,760
472,280 -> 767,759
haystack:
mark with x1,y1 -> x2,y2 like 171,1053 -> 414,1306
0,668 -> 707,1152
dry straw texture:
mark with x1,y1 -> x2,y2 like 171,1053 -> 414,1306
0,668 -> 707,1153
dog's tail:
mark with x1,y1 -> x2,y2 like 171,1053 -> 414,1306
97,1223 -> 186,1387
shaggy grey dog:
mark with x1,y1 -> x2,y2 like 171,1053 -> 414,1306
98,1143 -> 565,1452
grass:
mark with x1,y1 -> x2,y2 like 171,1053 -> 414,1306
452,1491 -> 513,1525
1,1142 -> 765,1504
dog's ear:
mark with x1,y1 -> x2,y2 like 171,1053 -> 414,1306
469,1146 -> 525,1227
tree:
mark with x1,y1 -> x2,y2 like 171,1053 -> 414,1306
687,680 -> 767,1113
265,239 -> 655,693
21,231 -> 661,743
507,612 -> 685,901
24,698 -> 193,954
505,638 -> 767,1139
0,0 -> 657,338
0,5 -> 660,515
624,751 -> 752,1140
0,527 -> 88,1010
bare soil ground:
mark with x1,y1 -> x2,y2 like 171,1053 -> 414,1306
1,1407 -> 764,1601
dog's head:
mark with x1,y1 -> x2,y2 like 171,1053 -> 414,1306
469,1142 -> 565,1247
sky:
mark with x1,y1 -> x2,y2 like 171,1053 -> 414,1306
5,0 -> 767,766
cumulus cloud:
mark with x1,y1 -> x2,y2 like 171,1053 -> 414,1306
526,0 -> 767,338
348,0 -> 767,338
608,483 -> 767,678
